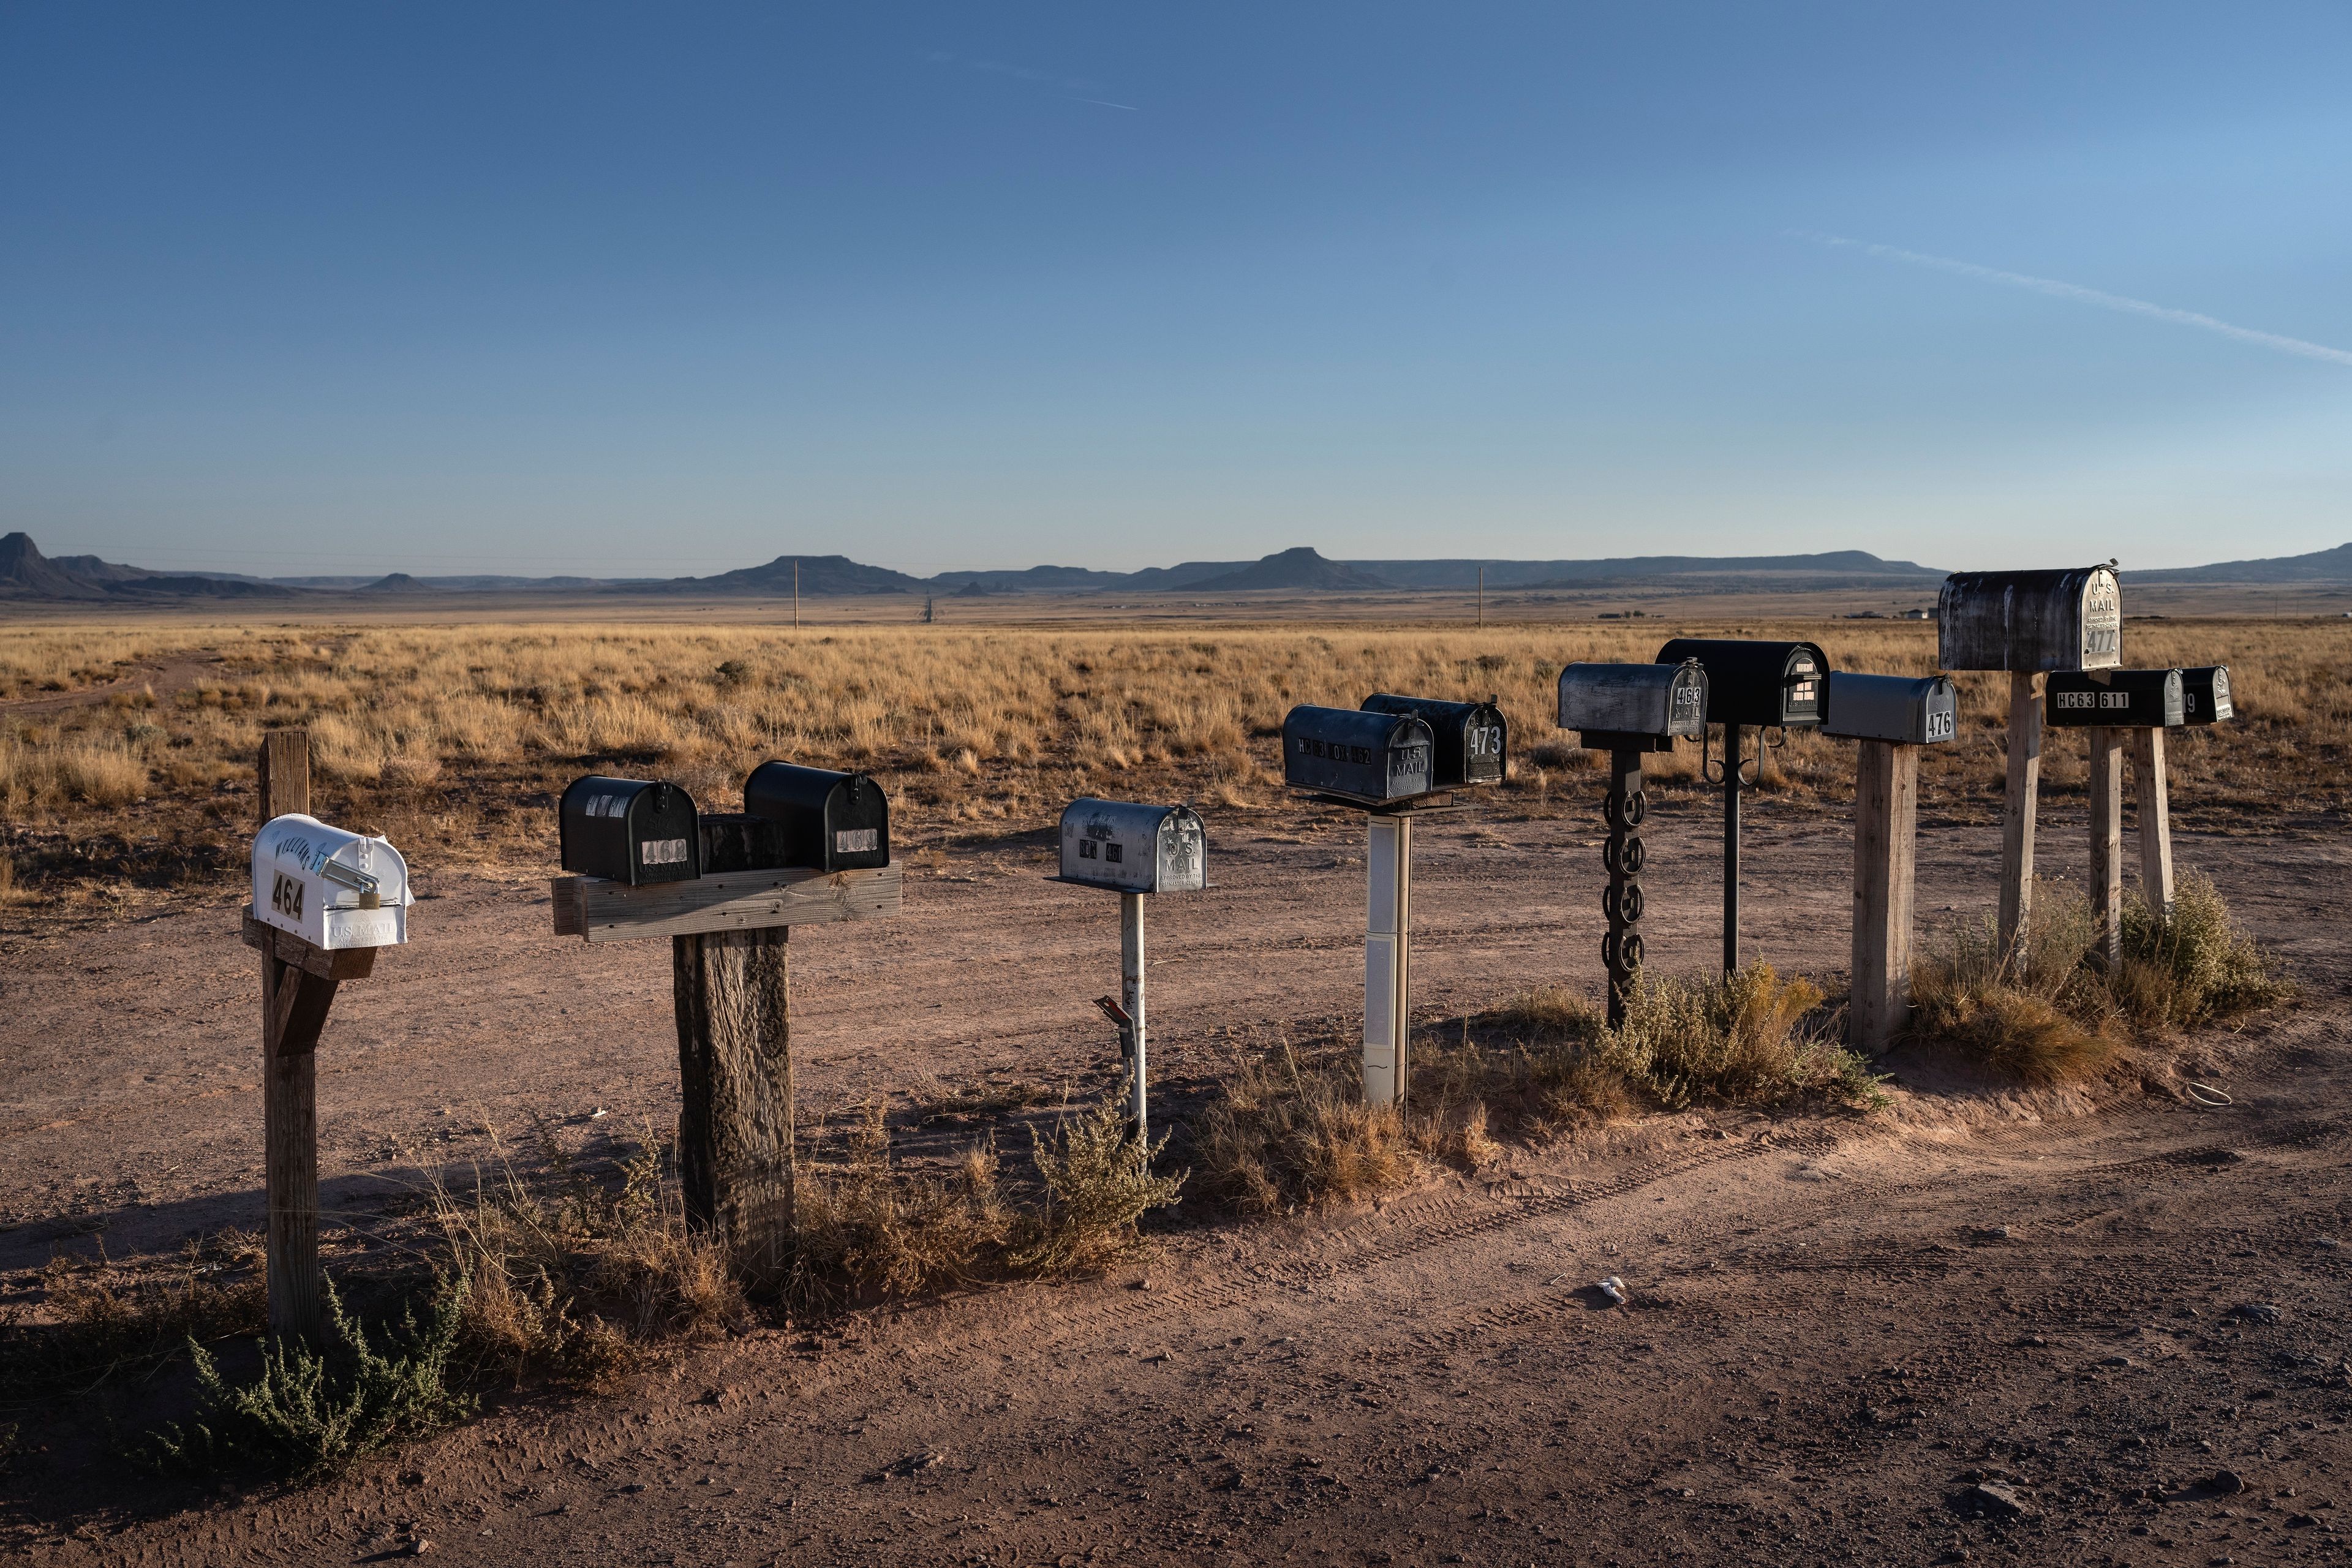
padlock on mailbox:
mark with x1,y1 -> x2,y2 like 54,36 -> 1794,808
1359,694 -> 1507,789
252,815 -> 412,950
560,776 -> 702,886
742,762 -> 891,871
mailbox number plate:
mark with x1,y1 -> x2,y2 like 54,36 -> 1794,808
639,837 -> 690,867
835,829 -> 879,854
271,870 -> 304,920
1076,839 -> 1124,863
2053,690 -> 2129,712
1925,707 -> 1955,741
1466,723 -> 1502,760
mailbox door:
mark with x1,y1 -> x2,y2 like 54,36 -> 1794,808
2181,666 -> 2233,725
1155,809 -> 1207,892
821,775 -> 891,870
1779,646 -> 1825,726
1384,718 -> 1435,799
624,785 -> 701,885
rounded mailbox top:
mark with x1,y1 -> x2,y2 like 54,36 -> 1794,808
252,814 -> 412,949
1937,564 -> 2121,673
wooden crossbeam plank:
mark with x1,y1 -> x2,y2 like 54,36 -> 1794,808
562,864 -> 903,942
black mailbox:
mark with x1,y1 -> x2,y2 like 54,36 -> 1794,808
1654,639 -> 1828,729
1557,660 -> 1708,750
2045,668 -> 2184,729
742,762 -> 892,870
1938,565 -> 2122,673
559,775 -> 702,886
2180,665 -> 2233,725
1282,706 -> 1436,804
1360,693 -> 1506,788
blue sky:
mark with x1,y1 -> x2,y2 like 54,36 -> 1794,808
4,3 -> 2348,577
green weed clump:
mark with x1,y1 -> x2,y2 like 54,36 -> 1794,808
1011,1087 -> 1186,1275
2114,872 -> 2290,1030
153,1277 -> 473,1481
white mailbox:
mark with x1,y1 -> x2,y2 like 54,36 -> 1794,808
252,814 -> 412,950
1057,799 -> 1206,894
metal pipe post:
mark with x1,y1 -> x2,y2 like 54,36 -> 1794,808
1121,890 -> 1148,1143
1722,722 -> 1744,974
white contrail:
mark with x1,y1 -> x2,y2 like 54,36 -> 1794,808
1072,97 -> 1139,111
1796,230 -> 2352,369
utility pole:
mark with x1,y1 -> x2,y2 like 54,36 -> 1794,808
1477,566 -> 1485,627
922,593 -> 935,625
793,560 -> 799,628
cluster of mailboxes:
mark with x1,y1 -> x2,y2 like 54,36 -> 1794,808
252,815 -> 415,949
1056,799 -> 1207,894
558,763 -> 892,884
1280,695 -> 1508,805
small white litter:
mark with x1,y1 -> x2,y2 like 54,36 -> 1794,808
2186,1084 -> 2233,1108
1598,1275 -> 1628,1306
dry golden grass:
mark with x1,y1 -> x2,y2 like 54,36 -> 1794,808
5,613 -> 2342,908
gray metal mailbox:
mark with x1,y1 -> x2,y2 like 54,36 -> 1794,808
2180,665 -> 2233,725
1938,565 -> 2122,672
1360,694 -> 1506,788
1823,673 -> 1959,746
1282,706 -> 1436,804
1058,798 -> 1206,894
1557,660 -> 1708,750
2045,668 -> 2184,729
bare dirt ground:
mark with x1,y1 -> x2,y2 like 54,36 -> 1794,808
4,790 -> 2350,1566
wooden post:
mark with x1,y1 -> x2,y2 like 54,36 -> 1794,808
1363,813 -> 1412,1108
2130,726 -> 2174,918
1721,722 -> 1744,974
2088,725 -> 2124,970
1850,738 -> 1918,1052
673,927 -> 794,1284
257,729 -> 321,1343
1121,892 -> 1147,1143
1997,671 -> 2043,965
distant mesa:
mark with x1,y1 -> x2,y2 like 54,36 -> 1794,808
0,531 -> 296,601
650,553 -> 925,597
1167,547 -> 1393,594
8,529 -> 2348,606
358,572 -> 437,595
2128,542 -> 2352,584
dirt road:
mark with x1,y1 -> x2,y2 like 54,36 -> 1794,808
4,793 -> 2348,1564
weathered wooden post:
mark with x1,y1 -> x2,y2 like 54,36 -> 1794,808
1284,696 -> 1506,1108
1052,797 -> 1207,1145
2087,725 -> 2124,969
1936,565 -> 2122,967
1823,673 -> 1958,1050
244,729 -> 410,1340
1557,660 -> 1709,1027
2048,666 -> 2206,963
554,766 -> 897,1286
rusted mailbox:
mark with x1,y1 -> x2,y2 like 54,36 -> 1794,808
1558,659 -> 1709,1025
1936,564 -> 2124,965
